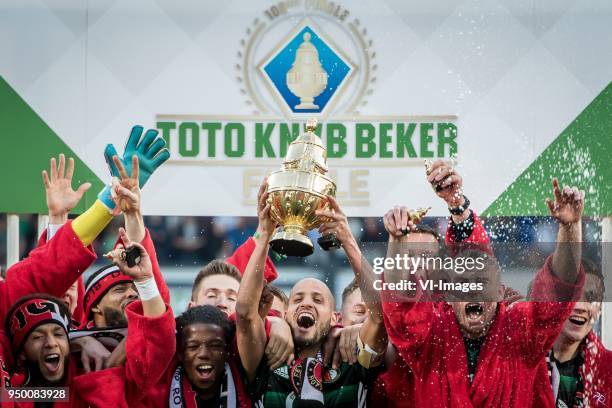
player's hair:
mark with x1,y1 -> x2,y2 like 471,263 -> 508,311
175,305 -> 235,348
191,260 -> 241,300
582,258 -> 605,300
414,223 -> 442,244
341,279 -> 361,306
268,284 -> 288,308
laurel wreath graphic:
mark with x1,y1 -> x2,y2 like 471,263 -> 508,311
236,13 -> 377,116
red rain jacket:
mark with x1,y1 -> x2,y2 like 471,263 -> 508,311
1,221 -> 96,326
1,221 -> 96,379
371,211 -> 491,407
37,227 -> 170,326
382,256 -> 584,408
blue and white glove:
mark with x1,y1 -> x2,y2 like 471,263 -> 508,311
104,125 -> 170,188
98,125 -> 170,210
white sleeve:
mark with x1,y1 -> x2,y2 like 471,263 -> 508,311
47,223 -> 65,241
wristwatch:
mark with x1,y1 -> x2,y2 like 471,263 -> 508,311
449,195 -> 470,215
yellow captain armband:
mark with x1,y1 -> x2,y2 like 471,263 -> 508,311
71,199 -> 114,246
357,334 -> 384,369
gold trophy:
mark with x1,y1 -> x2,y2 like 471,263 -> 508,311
266,118 -> 338,256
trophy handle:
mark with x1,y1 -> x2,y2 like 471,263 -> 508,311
317,234 -> 342,251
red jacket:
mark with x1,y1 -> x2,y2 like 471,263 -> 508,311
370,351 -> 415,408
73,302 -> 260,408
1,221 -> 96,325
38,227 -> 170,327
1,221 -> 96,378
36,228 -> 86,324
1,331 -> 12,408
382,256 -> 584,408
371,211 -> 491,407
71,302 -> 175,408
71,367 -> 129,408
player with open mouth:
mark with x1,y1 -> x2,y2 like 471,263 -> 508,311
535,258 -> 612,407
5,295 -> 72,387
381,173 -> 587,407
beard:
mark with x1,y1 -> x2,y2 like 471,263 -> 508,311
102,306 -> 128,327
291,322 -> 331,349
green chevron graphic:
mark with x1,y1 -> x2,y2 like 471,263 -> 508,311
484,82 -> 612,217
0,76 -> 104,214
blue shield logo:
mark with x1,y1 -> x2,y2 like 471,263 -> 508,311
262,26 -> 352,114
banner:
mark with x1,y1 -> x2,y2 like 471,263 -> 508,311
1,0 -> 610,216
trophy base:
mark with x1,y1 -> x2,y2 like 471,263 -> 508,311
270,231 -> 314,257
317,234 -> 342,251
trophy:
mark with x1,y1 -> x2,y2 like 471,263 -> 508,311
266,118 -> 338,257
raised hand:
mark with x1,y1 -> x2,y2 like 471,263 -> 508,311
382,206 -> 417,242
111,155 -> 141,215
104,228 -> 152,282
42,154 -> 91,219
545,178 -> 584,225
426,160 -> 463,206
104,125 -> 170,189
315,196 -> 355,247
257,177 -> 277,240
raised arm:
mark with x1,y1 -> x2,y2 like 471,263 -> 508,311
517,178 -> 585,358
426,160 -> 489,246
317,196 -> 380,321
111,154 -> 170,303
107,228 -> 174,390
380,207 -> 435,371
235,179 -> 276,381
316,197 -> 387,362
546,178 -> 583,284
3,188 -> 114,314
39,154 -> 91,322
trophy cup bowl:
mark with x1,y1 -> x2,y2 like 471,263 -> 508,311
266,117 -> 337,257
267,169 -> 336,257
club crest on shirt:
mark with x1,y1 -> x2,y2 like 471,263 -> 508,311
323,368 -> 339,383
307,362 -> 323,389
